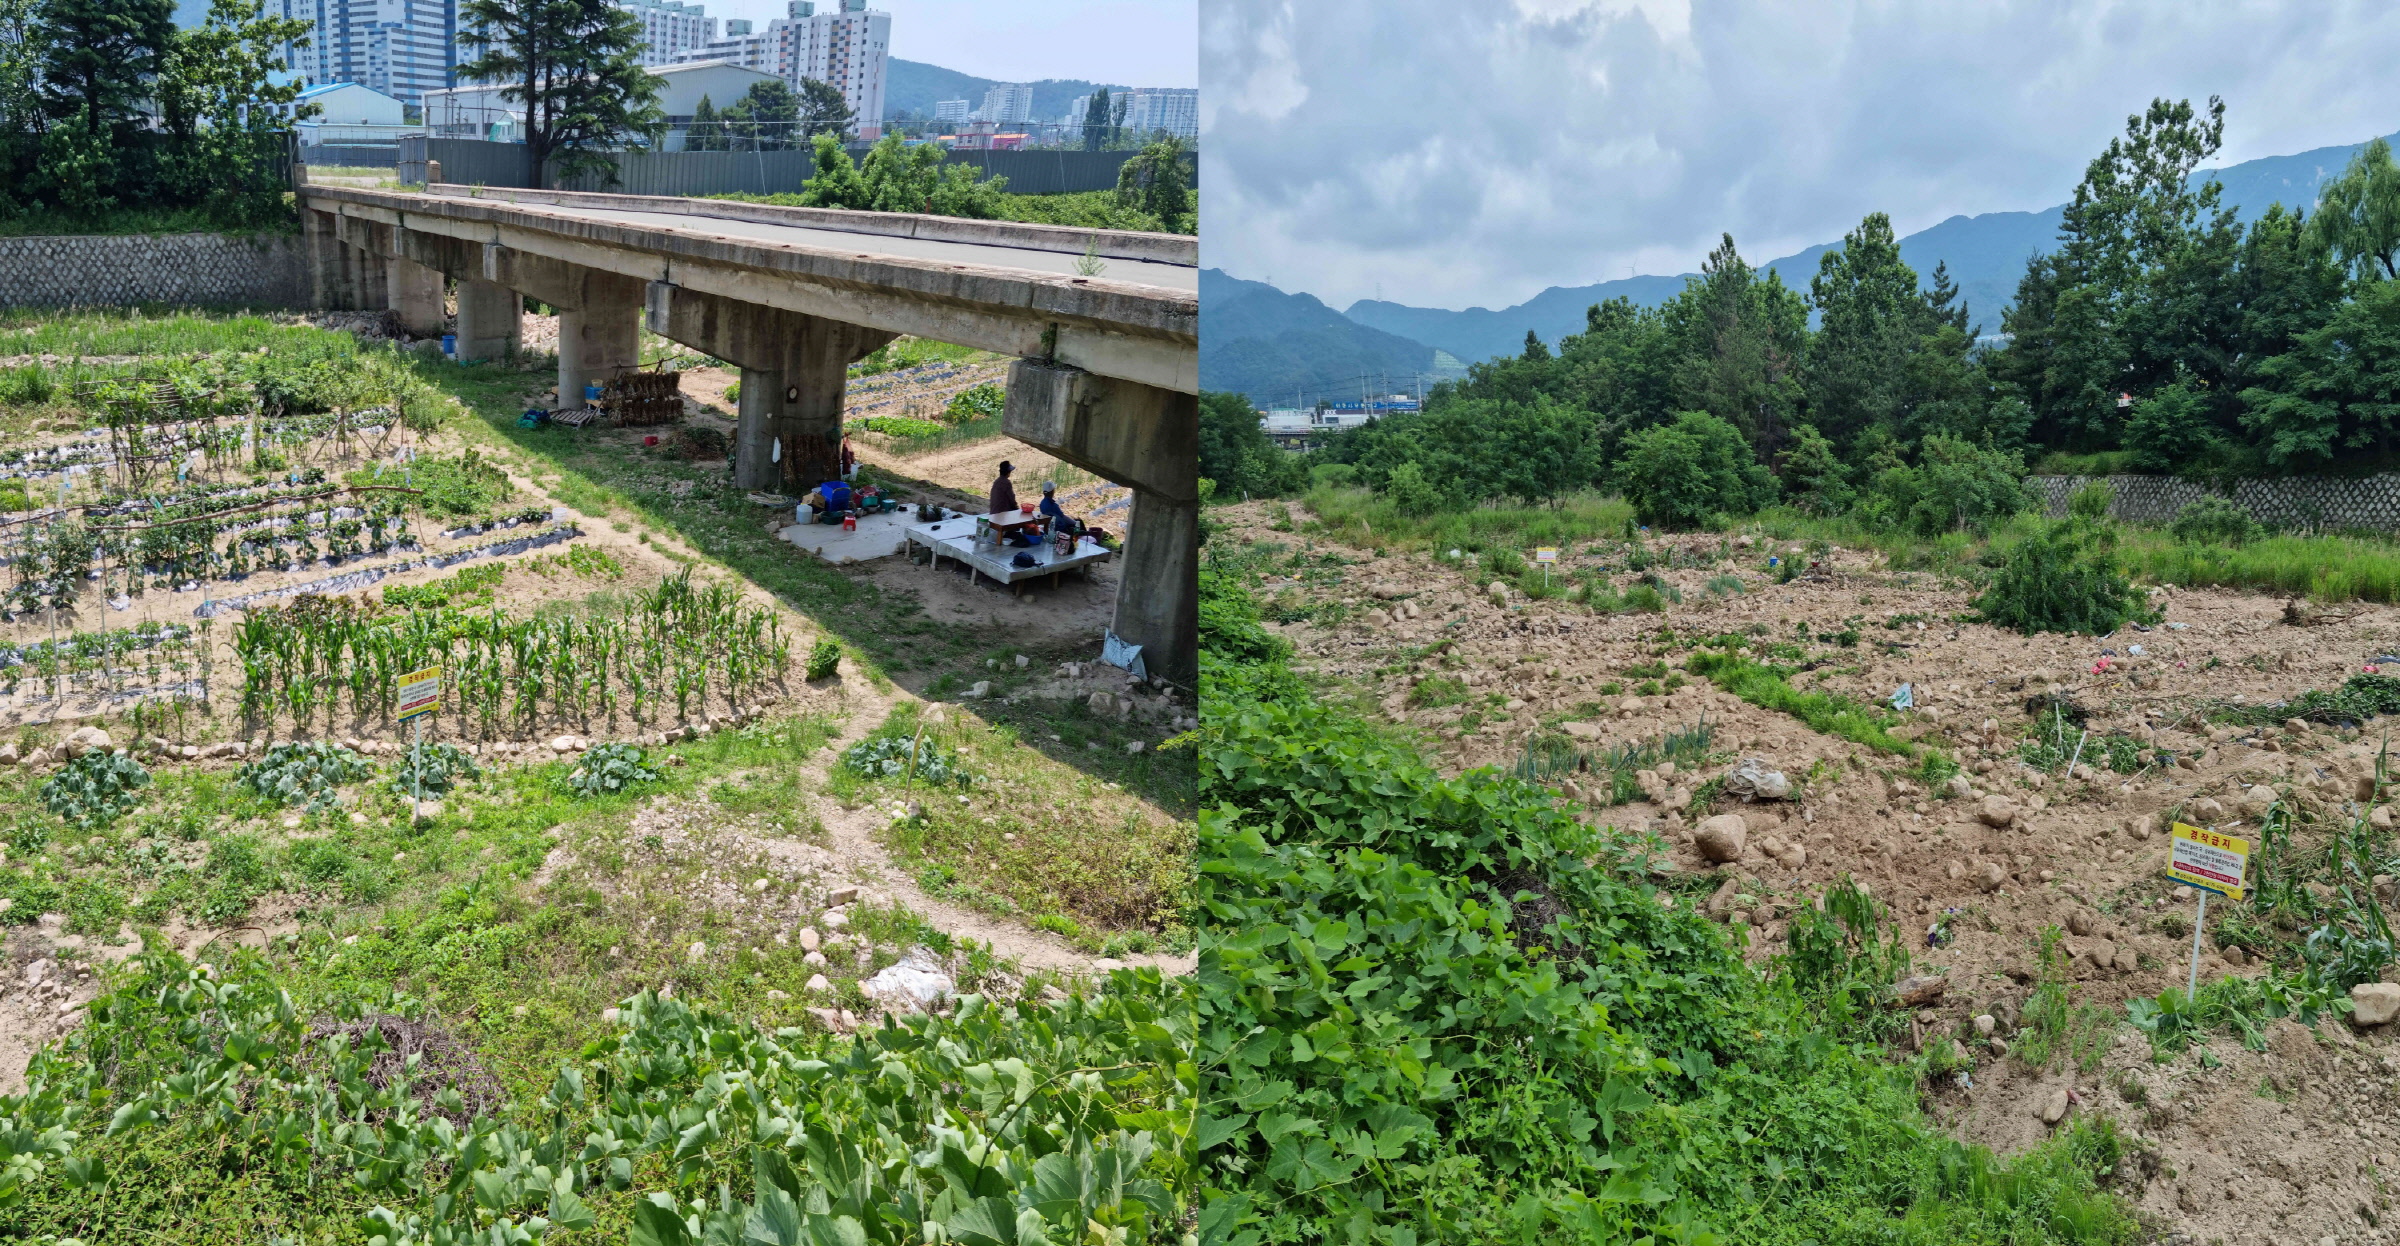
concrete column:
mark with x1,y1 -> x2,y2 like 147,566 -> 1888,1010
1116,490 -> 1199,684
774,315 -> 895,493
556,296 -> 642,406
387,255 -> 444,337
359,244 -> 389,311
455,277 -> 521,361
733,366 -> 783,489
1001,359 -> 1199,684
301,209 -> 342,310
640,282 -> 890,491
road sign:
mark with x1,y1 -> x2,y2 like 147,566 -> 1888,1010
2166,822 -> 2248,901
395,667 -> 442,721
1534,547 -> 1559,563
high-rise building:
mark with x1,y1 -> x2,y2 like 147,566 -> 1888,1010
277,0 -> 457,108
616,0 -> 716,68
977,83 -> 1033,125
933,99 -> 970,124
1121,87 -> 1197,140
674,0 -> 888,133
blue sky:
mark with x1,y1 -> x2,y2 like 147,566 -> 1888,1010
180,1 -> 1195,89
1204,0 -> 2400,311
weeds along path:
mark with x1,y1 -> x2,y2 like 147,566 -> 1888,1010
1213,497 -> 2400,1246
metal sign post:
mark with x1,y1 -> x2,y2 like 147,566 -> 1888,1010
2165,822 -> 2249,1000
395,666 -> 442,824
1535,546 -> 1558,589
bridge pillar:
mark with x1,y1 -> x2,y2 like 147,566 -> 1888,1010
387,255 -> 444,338
455,278 -> 521,362
557,300 -> 641,407
777,316 -> 895,494
1002,359 -> 1198,684
642,282 -> 892,492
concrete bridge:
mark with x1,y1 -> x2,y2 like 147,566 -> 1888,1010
297,184 -> 1198,681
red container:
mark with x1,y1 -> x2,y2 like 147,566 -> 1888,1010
643,435 -> 660,446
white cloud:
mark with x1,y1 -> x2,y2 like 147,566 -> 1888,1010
1201,0 -> 2400,310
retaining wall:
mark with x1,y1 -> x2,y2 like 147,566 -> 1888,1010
2027,473 -> 2400,531
0,232 -> 310,309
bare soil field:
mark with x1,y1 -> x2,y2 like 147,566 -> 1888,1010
1215,498 -> 2400,1246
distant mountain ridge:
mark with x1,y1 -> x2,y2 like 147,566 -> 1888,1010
1201,269 -> 1441,407
1331,130 -> 2400,367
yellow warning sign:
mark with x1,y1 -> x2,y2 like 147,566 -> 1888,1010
395,667 -> 442,721
2166,822 -> 2248,901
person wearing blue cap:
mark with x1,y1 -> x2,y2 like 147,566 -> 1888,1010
1037,480 -> 1083,536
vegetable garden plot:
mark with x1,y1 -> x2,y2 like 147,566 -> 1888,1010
232,568 -> 791,737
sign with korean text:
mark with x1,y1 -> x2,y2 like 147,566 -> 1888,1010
395,667 -> 442,721
1534,547 -> 1559,564
2166,822 -> 2248,901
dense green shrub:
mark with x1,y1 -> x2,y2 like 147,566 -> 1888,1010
1978,516 -> 2151,635
391,741 -> 479,799
237,741 -> 372,811
39,751 -> 151,829
1618,410 -> 1776,528
563,742 -> 661,796
2168,495 -> 2264,546
806,637 -> 842,680
1857,434 -> 2033,535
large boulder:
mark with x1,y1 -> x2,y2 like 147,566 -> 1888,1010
1895,974 -> 1948,1006
1976,795 -> 2018,828
1693,814 -> 1748,863
861,951 -> 955,1015
2351,982 -> 2400,1028
64,726 -> 111,759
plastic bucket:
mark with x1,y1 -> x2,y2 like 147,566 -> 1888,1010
442,333 -> 457,356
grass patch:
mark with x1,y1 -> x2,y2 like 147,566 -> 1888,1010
0,307 -> 337,357
2123,527 -> 2400,603
851,703 -> 1192,944
1687,649 -> 1930,760
1304,484 -> 1638,553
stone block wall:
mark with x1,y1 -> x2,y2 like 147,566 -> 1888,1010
0,232 -> 309,309
2027,473 -> 2400,532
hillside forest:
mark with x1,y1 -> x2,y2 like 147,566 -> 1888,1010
1207,98 -> 2400,535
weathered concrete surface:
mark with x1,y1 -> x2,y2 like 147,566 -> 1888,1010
645,281 -> 895,490
0,233 -> 308,308
483,244 -> 645,401
455,277 -> 521,361
1004,359 -> 1198,683
1001,359 -> 1197,504
387,255 -> 444,336
298,185 -> 1194,393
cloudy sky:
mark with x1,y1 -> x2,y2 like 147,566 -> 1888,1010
709,0 -> 1197,87
1202,0 -> 2400,311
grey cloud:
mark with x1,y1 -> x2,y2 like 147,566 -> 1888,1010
1201,0 -> 2400,310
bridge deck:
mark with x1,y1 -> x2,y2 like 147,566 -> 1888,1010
521,203 -> 1198,293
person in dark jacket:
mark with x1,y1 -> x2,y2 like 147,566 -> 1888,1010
987,460 -> 1018,514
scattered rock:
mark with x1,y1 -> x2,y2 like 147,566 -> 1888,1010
861,951 -> 955,1014
2351,982 -> 2400,1028
601,1007 -> 622,1025
826,886 -> 860,906
799,927 -> 822,952
687,941 -> 707,962
549,735 -> 583,754
766,988 -> 790,1001
63,726 -> 110,758
1694,813 -> 1748,863
1972,1014 -> 1997,1037
1976,861 -> 2007,892
2035,1087 -> 2071,1126
2067,909 -> 2096,937
804,974 -> 831,994
413,800 -> 444,820
1723,757 -> 1792,801
1895,975 -> 1947,1006
1977,795 -> 2018,828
